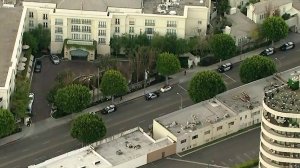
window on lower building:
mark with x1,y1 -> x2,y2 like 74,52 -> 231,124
192,135 -> 198,140
55,27 -> 63,34
55,35 -> 63,42
166,29 -> 176,35
181,139 -> 186,144
43,14 -> 48,20
29,11 -> 33,18
115,27 -> 120,33
98,38 -> 106,44
204,130 -> 210,135
240,117 -> 242,120
145,28 -> 154,34
217,126 -> 223,131
129,27 -> 134,33
43,22 -> 48,28
29,20 -> 34,27
228,121 -> 234,126
245,115 -> 247,119
98,29 -> 106,36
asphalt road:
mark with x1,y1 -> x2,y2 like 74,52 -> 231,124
1,47 -> 300,168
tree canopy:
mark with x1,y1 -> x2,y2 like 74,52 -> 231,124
216,0 -> 230,16
71,113 -> 106,144
156,53 -> 181,84
100,70 -> 128,100
239,55 -> 277,83
188,71 -> 226,103
54,84 -> 91,113
0,109 -> 15,138
261,16 -> 289,43
210,34 -> 236,60
10,78 -> 30,119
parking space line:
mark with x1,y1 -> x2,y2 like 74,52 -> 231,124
243,153 -> 252,159
166,158 -> 230,168
220,161 -> 228,166
177,84 -> 187,92
223,73 -> 236,82
139,120 -> 145,124
235,155 -> 245,163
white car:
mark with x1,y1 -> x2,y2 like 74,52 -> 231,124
160,85 -> 172,93
101,104 -> 117,114
260,47 -> 275,56
280,42 -> 295,51
27,93 -> 34,114
50,55 -> 60,64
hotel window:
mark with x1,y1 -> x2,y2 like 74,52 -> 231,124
129,27 -> 134,33
29,11 -> 33,18
71,25 -> 81,32
55,35 -> 63,42
98,30 -> 106,36
145,19 -> 155,26
29,20 -> 34,27
71,18 -> 81,24
115,27 -> 120,33
98,38 -> 106,44
43,22 -> 48,28
181,139 -> 186,144
55,18 -> 63,25
82,19 -> 91,25
82,26 -> 91,33
145,28 -> 154,34
167,21 -> 176,27
129,19 -> 135,25
55,27 -> 63,34
43,14 -> 48,20
192,135 -> 198,140
217,126 -> 223,131
115,18 -> 120,25
197,29 -> 202,34
245,115 -> 247,119
98,21 -> 106,28
198,20 -> 202,24
166,29 -> 176,35
228,122 -> 234,126
71,33 -> 80,40
204,130 -> 210,135
82,34 -> 91,41
147,35 -> 153,40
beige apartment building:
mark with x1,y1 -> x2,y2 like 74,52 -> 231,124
23,0 -> 211,61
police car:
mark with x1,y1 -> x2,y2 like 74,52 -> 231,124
217,63 -> 233,73
145,91 -> 160,100
280,42 -> 295,51
101,104 -> 117,114
260,47 -> 275,56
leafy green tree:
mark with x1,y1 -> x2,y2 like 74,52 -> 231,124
100,70 -> 128,103
261,16 -> 289,44
188,71 -> 226,103
110,35 -> 122,56
10,78 -> 30,119
156,53 -> 181,84
0,109 -> 15,138
71,113 -> 106,144
240,55 -> 277,83
31,24 -> 51,51
216,0 -> 230,16
188,36 -> 210,56
54,84 -> 91,114
22,32 -> 38,54
210,34 -> 236,60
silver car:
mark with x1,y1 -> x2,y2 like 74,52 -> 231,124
50,55 -> 60,64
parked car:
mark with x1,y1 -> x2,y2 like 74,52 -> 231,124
160,85 -> 172,93
145,91 -> 160,100
50,55 -> 60,64
217,63 -> 233,73
101,104 -> 117,114
260,47 -> 275,56
27,93 -> 34,114
280,42 -> 295,51
34,60 -> 42,72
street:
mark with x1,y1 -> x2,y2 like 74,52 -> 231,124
1,45 -> 300,168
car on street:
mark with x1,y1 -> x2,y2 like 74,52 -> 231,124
50,55 -> 60,64
27,93 -> 34,114
145,91 -> 160,100
260,47 -> 275,56
280,42 -> 295,51
160,85 -> 172,93
34,60 -> 42,73
218,63 -> 233,73
101,104 -> 117,114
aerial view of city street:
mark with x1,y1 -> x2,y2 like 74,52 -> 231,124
1,0 -> 300,167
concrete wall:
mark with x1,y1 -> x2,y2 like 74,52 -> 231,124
147,142 -> 176,163
184,6 -> 208,37
113,155 -> 147,168
153,120 -> 177,141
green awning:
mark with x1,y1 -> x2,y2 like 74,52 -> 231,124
70,49 -> 88,57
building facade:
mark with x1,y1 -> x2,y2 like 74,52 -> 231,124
260,80 -> 300,168
23,0 -> 211,60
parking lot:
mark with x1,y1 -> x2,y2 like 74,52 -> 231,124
30,56 -> 98,122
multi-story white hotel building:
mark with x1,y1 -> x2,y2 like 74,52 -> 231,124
23,0 -> 211,60
260,74 -> 300,168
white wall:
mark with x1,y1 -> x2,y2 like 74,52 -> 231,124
153,120 -> 177,141
113,155 -> 146,168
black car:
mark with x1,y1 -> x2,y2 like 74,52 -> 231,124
217,63 -> 233,73
145,91 -> 160,100
34,60 -> 42,73
280,42 -> 295,51
101,104 -> 117,114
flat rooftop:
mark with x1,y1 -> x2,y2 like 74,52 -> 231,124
94,127 -> 172,166
216,76 -> 285,113
28,146 -> 112,168
143,0 -> 209,16
276,66 -> 300,82
23,0 -> 143,11
0,7 -> 22,87
154,100 -> 235,136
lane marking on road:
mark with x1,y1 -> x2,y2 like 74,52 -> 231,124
139,120 -> 146,124
21,148 -> 29,152
42,140 -> 50,145
235,155 -> 245,163
243,153 -> 252,159
166,157 -> 229,168
177,84 -> 187,92
158,112 -> 166,116
177,126 -> 260,157
223,73 -> 236,82
228,158 -> 234,162
220,161 -> 228,166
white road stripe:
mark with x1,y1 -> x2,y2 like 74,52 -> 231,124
223,73 -> 236,82
42,140 -> 50,145
166,157 -> 230,168
177,84 -> 187,92
243,153 -> 252,159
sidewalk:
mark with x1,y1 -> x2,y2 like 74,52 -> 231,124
1,33 -> 300,147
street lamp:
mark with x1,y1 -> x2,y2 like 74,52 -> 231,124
177,92 -> 183,109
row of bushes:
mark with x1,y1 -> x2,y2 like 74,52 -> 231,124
233,158 -> 259,168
